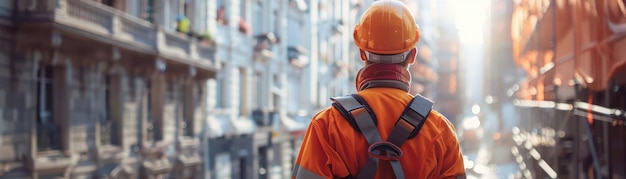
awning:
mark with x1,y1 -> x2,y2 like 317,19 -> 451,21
232,116 -> 257,135
281,115 -> 309,134
207,114 -> 235,138
208,114 -> 258,137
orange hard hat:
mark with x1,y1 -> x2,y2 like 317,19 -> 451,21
353,0 -> 420,55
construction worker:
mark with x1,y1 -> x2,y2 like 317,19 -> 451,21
292,0 -> 466,178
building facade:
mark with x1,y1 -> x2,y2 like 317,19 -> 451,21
0,0 -> 362,179
1,0 -> 217,178
201,0 -> 331,178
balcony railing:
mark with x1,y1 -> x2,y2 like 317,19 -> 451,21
162,31 -> 191,57
18,0 -> 215,66
197,45 -> 217,62
66,0 -> 113,34
119,17 -> 155,48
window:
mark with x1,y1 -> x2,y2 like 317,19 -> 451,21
217,0 -> 228,25
144,0 -> 155,22
216,0 -> 224,9
239,157 -> 247,179
287,76 -> 299,113
36,65 -> 61,151
239,0 -> 247,19
127,0 -> 140,17
215,154 -> 232,178
168,81 -> 175,103
184,0 -> 191,17
196,83 -> 203,107
272,94 -> 280,109
274,10 -> 280,35
102,0 -> 115,7
216,77 -> 225,108
184,83 -> 202,137
253,1 -> 263,35
100,75 -> 120,146
258,147 -> 268,179
238,0 -> 251,34
216,64 -> 226,108
146,80 -> 156,143
272,74 -> 282,111
128,75 -> 137,101
255,72 -> 263,109
182,0 -> 193,31
239,68 -> 247,116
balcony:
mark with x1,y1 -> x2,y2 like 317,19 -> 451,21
253,32 -> 278,62
288,46 -> 309,68
16,0 -> 216,70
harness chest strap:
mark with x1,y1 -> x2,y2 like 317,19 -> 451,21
331,94 -> 433,179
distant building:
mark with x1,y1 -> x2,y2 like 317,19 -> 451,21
484,0 -> 516,130
408,0 -> 463,123
203,0 -> 308,178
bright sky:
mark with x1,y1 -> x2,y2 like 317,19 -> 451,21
452,0 -> 491,44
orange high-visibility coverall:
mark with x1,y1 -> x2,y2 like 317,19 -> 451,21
293,88 -> 466,179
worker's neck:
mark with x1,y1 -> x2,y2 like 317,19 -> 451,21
355,63 -> 411,92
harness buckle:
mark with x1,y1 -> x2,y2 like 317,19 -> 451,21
367,141 -> 403,161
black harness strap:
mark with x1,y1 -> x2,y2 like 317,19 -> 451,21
331,94 -> 383,178
330,94 -> 433,179
387,94 -> 432,146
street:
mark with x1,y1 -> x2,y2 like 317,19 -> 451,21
462,131 -> 521,179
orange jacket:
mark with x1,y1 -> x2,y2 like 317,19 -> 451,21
293,88 -> 466,179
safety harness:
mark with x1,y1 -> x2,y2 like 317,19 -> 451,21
331,94 -> 433,179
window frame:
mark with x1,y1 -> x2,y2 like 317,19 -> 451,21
36,64 -> 62,152
100,74 -> 121,146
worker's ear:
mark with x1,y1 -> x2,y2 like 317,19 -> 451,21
360,49 -> 368,62
406,48 -> 417,65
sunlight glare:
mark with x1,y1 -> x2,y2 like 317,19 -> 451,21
453,0 -> 491,44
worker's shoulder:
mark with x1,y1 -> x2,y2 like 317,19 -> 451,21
309,106 -> 342,125
425,110 -> 457,134
425,109 -> 460,144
